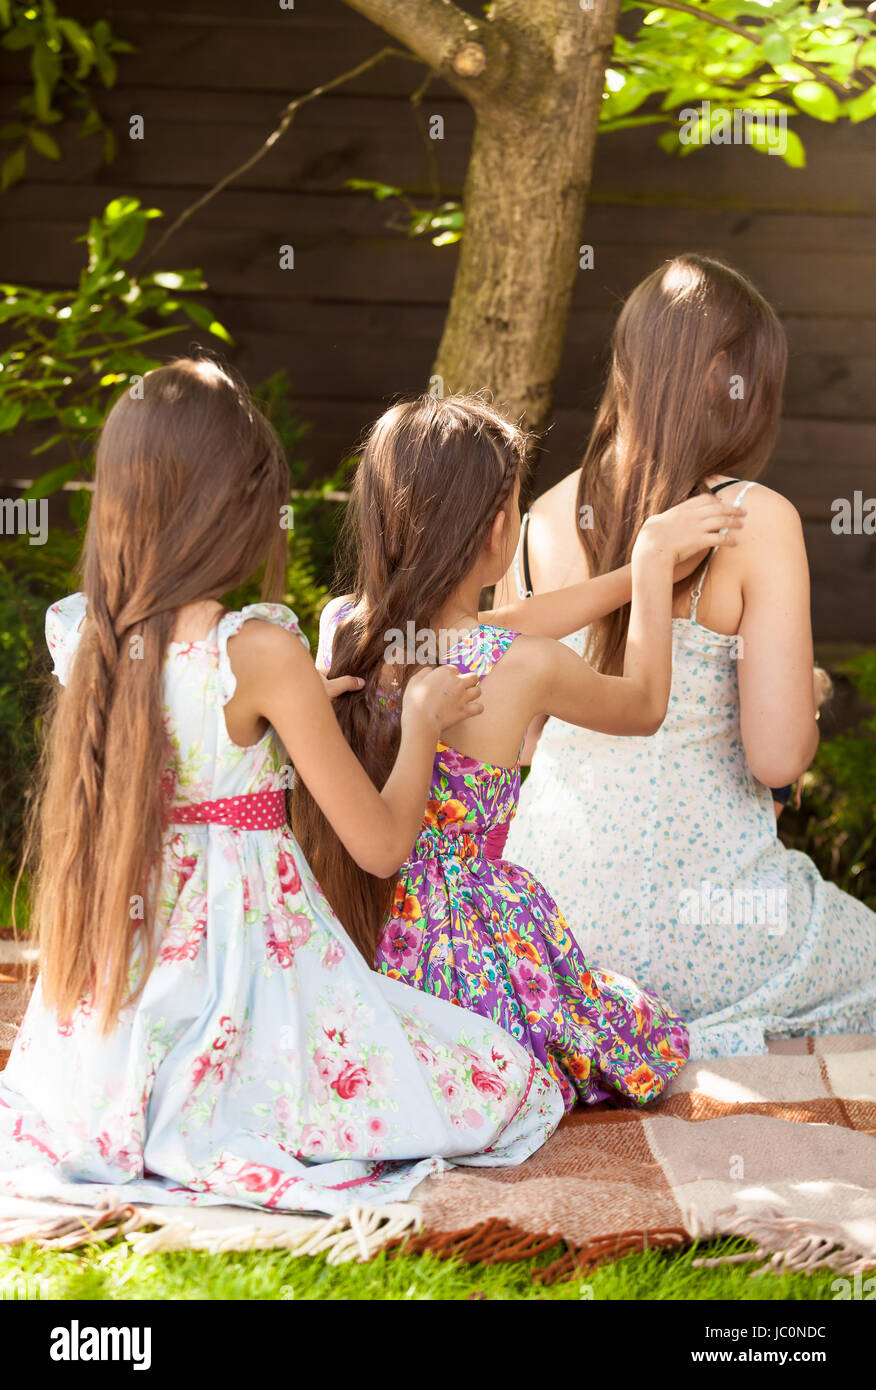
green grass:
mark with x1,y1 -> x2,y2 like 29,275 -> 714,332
0,869 -> 27,931
0,1237 -> 842,1301
0,873 -> 846,1304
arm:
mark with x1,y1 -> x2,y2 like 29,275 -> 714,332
487,500 -> 742,640
227,622 -> 481,878
525,541 -> 674,736
737,489 -> 819,787
486,566 -> 634,639
522,495 -> 744,735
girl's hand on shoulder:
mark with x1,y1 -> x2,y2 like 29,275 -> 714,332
320,672 -> 366,700
635,494 -> 745,568
402,665 -> 484,735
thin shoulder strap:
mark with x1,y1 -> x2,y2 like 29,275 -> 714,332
512,511 -> 533,599
689,480 -> 757,622
443,625 -> 518,679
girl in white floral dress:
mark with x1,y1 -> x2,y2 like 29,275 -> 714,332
0,359 -> 564,1216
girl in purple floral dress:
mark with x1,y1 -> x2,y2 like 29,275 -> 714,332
298,396 -> 744,1111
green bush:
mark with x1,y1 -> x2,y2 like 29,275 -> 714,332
779,652 -> 876,909
0,196 -> 232,495
0,372 -> 344,895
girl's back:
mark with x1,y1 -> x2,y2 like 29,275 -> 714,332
318,597 -> 690,1113
506,477 -> 876,1058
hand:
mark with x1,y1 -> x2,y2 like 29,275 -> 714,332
813,665 -> 832,712
402,665 -> 484,734
320,672 -> 365,701
634,494 -> 746,569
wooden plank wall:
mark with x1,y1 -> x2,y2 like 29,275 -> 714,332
0,0 -> 874,640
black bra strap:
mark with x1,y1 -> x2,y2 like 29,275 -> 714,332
710,478 -> 740,494
521,511 -> 534,596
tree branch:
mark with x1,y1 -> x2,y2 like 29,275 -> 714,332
655,0 -> 857,97
140,46 -> 422,268
343,0 -> 506,99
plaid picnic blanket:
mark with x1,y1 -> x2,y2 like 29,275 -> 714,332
402,1035 -> 876,1280
1,933 -> 875,1276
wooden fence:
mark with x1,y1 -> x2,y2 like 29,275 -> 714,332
1,0 -> 874,640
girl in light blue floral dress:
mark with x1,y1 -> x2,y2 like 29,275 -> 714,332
0,359 -> 566,1216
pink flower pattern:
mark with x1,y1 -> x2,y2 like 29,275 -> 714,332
0,597 -> 564,1217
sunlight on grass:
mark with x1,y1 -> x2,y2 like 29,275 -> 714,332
0,1237 -> 842,1302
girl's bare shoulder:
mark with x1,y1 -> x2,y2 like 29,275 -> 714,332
527,470 -> 588,588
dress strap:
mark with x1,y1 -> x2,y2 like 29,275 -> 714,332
441,625 -> 518,679
512,511 -> 533,599
689,480 -> 757,622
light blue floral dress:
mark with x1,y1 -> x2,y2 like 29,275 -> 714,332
0,596 -> 563,1214
507,484 -> 876,1059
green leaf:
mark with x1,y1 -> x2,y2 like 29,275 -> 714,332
108,212 -> 148,262
70,486 -> 92,528
3,21 -> 36,52
848,85 -> 876,123
30,40 -> 61,121
600,114 -> 669,132
0,399 -> 23,431
105,196 -> 140,223
28,127 -> 61,159
59,404 -> 103,430
791,81 -> 840,122
750,122 -> 806,167
177,298 -> 212,328
761,32 -> 794,68
23,459 -> 79,499
148,267 -> 203,291
29,431 -> 65,456
57,18 -> 94,78
345,178 -> 403,201
207,318 -> 233,344
95,50 -> 117,87
0,144 -> 26,190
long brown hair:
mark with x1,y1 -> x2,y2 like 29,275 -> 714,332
30,358 -> 289,1032
291,394 -> 526,960
577,254 -> 787,673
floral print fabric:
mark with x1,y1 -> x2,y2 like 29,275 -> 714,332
321,606 -> 689,1113
0,596 -> 564,1215
508,616 -> 876,1059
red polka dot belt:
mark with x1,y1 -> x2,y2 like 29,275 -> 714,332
169,790 -> 287,830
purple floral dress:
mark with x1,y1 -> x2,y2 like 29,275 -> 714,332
319,604 -> 690,1113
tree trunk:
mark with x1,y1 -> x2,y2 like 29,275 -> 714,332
345,0 -> 622,434
431,0 -> 621,433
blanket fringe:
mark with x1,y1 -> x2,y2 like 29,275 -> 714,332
0,1200 -> 145,1250
0,1199 -> 421,1263
692,1209 -> 876,1277
126,1202 -> 421,1262
388,1219 -> 689,1285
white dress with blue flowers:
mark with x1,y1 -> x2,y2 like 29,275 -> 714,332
507,533 -> 876,1059
0,595 -> 562,1214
